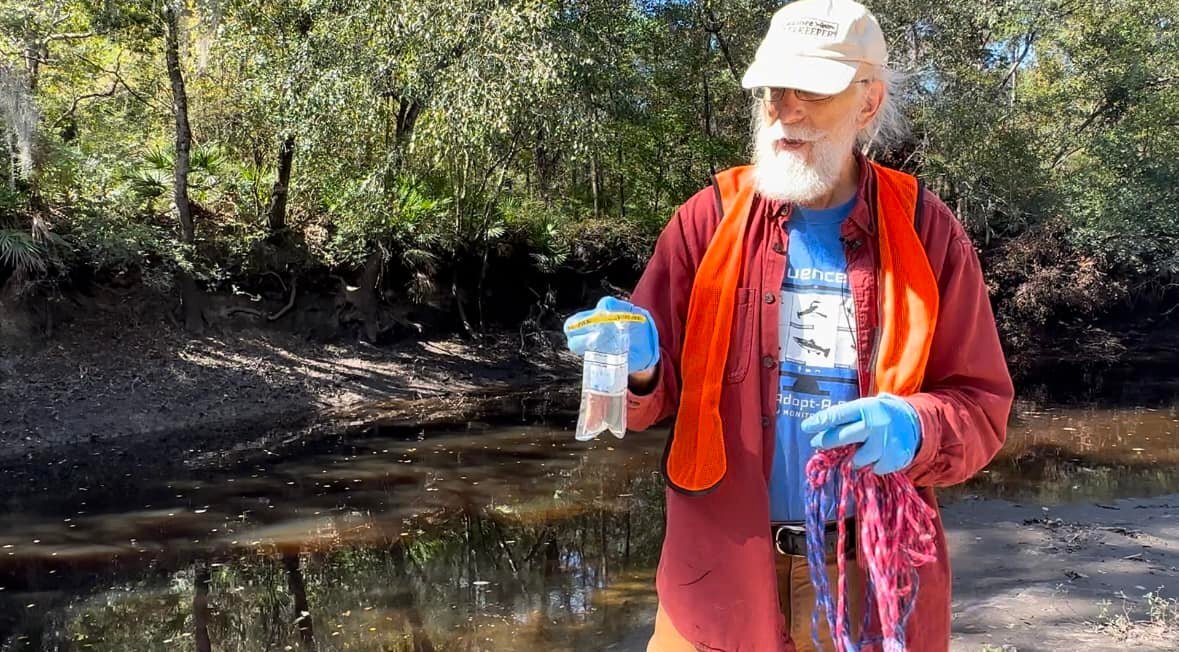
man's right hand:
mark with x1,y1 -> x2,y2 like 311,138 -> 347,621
563,297 -> 660,386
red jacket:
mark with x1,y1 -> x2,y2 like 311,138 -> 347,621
626,155 -> 1014,651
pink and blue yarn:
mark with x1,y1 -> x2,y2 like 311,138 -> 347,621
805,446 -> 939,652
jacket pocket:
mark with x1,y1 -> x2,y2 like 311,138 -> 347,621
724,288 -> 758,383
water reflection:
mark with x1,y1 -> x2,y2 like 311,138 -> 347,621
0,426 -> 668,651
0,404 -> 1175,650
8,499 -> 664,651
952,403 -> 1179,503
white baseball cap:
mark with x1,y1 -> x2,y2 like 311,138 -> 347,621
742,0 -> 888,95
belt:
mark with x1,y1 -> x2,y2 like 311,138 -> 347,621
771,519 -> 856,558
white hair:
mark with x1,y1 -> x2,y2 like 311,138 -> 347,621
859,65 -> 910,149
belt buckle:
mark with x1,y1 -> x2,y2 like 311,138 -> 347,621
773,526 -> 787,555
772,521 -> 855,557
773,524 -> 805,556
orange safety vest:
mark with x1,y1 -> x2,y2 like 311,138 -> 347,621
665,162 -> 939,494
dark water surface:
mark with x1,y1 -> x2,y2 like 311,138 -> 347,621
1,403 -> 1176,650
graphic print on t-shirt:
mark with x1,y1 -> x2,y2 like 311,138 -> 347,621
770,199 -> 861,523
781,277 -> 857,370
777,270 -> 859,423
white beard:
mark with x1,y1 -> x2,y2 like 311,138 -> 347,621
750,113 -> 860,205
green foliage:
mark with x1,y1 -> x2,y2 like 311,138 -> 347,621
321,174 -> 449,268
500,196 -> 571,274
0,0 -> 1174,342
66,206 -> 172,276
0,228 -> 46,272
126,141 -> 231,203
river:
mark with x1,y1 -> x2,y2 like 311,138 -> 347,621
0,402 -> 1176,650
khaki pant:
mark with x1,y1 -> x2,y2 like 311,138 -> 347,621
647,553 -> 865,652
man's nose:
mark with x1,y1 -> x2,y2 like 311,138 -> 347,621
768,92 -> 807,124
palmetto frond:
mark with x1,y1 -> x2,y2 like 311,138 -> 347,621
0,229 -> 47,272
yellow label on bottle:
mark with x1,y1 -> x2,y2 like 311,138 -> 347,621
566,311 -> 647,331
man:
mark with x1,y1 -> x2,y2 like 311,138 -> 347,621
563,1 -> 1013,650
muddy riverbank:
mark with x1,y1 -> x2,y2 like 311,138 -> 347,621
945,495 -> 1178,651
0,312 -> 581,464
2,304 -> 1177,467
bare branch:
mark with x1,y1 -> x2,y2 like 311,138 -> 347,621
1049,96 -> 1115,168
49,11 -> 70,32
263,270 -> 287,292
73,53 -> 166,113
1048,72 -> 1174,170
226,277 -> 298,321
994,31 -> 1037,92
224,307 -> 266,319
44,31 -> 97,43
50,77 -> 120,130
701,3 -> 743,86
0,49 -> 53,66
475,128 -> 523,208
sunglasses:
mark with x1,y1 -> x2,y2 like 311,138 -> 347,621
751,79 -> 872,103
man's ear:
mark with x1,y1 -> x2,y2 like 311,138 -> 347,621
857,79 -> 886,131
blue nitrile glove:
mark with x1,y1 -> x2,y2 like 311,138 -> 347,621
802,394 -> 922,475
563,296 -> 660,374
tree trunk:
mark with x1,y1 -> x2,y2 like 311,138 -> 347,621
616,142 -> 625,219
23,40 -> 42,94
395,97 -> 421,147
283,553 -> 316,650
392,97 -> 422,170
534,128 -> 557,205
451,271 -> 476,339
193,562 -> 212,652
164,1 -> 205,332
164,4 -> 194,245
267,134 -> 296,234
353,251 -> 383,343
8,131 -> 16,192
590,156 -> 601,218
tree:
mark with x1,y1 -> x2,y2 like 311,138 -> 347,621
162,0 -> 206,331
0,0 -> 1171,361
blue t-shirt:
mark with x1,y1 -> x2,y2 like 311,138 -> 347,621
769,196 -> 861,522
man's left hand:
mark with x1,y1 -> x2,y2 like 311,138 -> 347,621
802,394 -> 922,475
